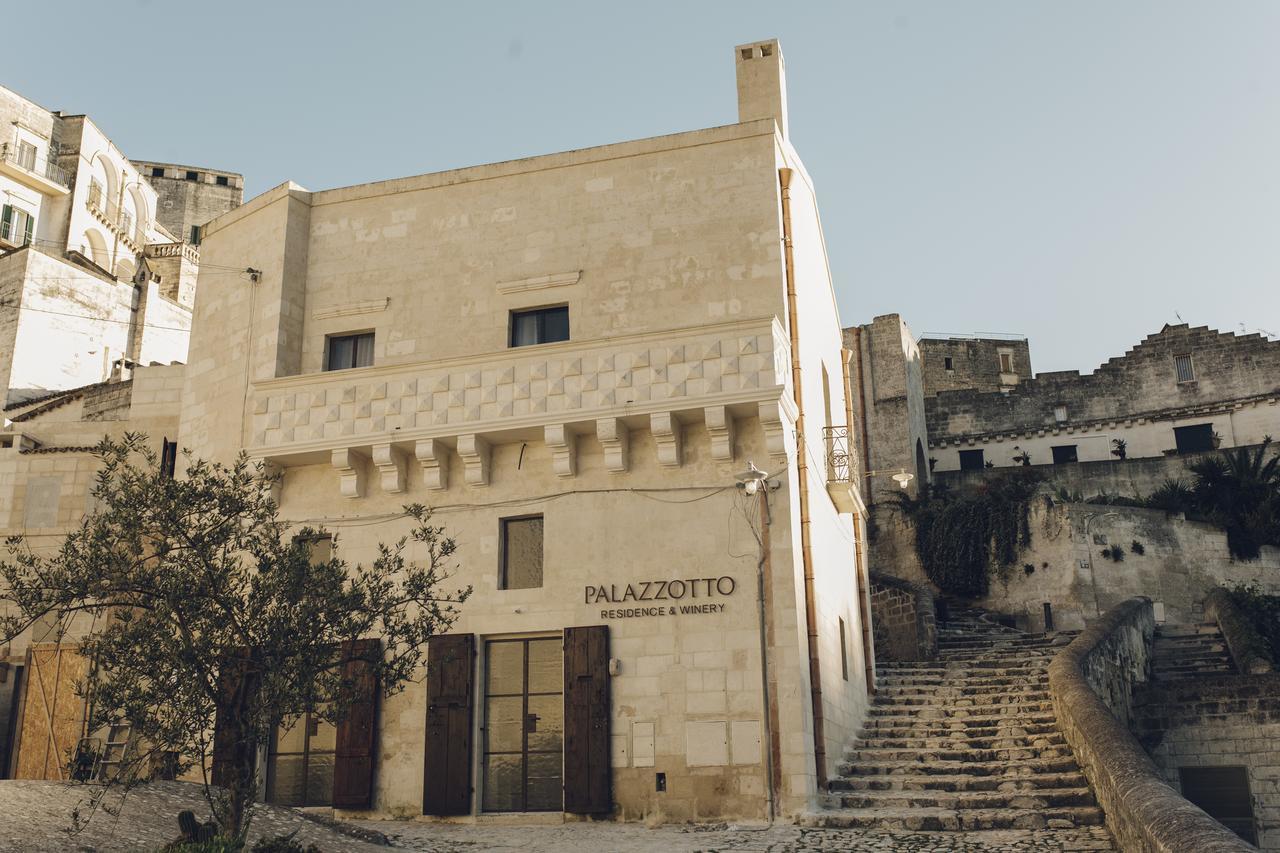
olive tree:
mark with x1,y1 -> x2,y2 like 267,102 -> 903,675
0,434 -> 470,839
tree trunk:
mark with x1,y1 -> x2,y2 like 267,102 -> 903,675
214,669 -> 262,839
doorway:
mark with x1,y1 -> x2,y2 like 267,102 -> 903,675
266,709 -> 337,807
481,638 -> 563,812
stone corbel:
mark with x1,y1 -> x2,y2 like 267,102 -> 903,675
414,438 -> 450,490
372,442 -> 408,494
596,417 -> 630,473
457,434 -> 491,486
758,398 -> 794,461
331,447 -> 368,499
544,424 -> 578,478
650,412 -> 683,468
705,405 -> 735,461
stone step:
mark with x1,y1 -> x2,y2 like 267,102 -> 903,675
862,711 -> 1061,730
837,755 -> 1083,778
876,673 -> 1050,689
830,769 -> 1088,793
877,683 -> 1052,699
830,785 -> 1097,811
854,733 -> 1067,752
870,699 -> 1056,718
802,805 -> 1107,831
845,744 -> 1075,764
1155,623 -> 1220,638
861,721 -> 1062,740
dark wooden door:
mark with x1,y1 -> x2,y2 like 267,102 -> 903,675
423,634 -> 475,815
563,625 -> 610,814
333,639 -> 380,809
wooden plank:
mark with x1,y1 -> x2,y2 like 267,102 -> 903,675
563,625 -> 610,814
423,634 -> 474,816
14,644 -> 89,780
333,639 -> 380,809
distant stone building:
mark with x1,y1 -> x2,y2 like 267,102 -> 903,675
134,161 -> 243,244
0,85 -> 241,404
919,333 -> 1032,395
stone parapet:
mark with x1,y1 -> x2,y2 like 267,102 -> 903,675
1048,597 -> 1254,852
1205,587 -> 1275,676
868,572 -> 937,661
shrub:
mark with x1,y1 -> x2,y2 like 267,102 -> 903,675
1228,585 -> 1280,663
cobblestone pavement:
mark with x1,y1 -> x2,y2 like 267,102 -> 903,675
360,820 -> 1115,852
0,781 -> 1114,851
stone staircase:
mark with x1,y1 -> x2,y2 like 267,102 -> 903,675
810,607 -> 1114,848
1152,622 -> 1236,681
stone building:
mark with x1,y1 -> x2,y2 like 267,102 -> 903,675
0,85 -> 239,404
918,333 -> 1032,395
134,161 -> 244,244
2,40 -> 878,822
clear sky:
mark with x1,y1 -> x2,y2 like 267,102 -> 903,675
10,1 -> 1278,372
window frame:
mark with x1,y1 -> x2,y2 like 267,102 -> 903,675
1174,354 -> 1196,383
215,175 -> 230,187
958,449 -> 986,471
498,513 -> 545,591
324,331 -> 375,372
509,305 -> 570,348
1051,444 -> 1079,465
998,349 -> 1015,374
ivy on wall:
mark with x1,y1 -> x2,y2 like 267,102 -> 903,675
894,470 -> 1044,597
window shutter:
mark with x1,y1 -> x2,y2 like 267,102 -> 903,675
563,625 -> 610,814
1,206 -> 11,241
210,651 -> 250,788
333,638 -> 380,809
423,633 -> 475,815
21,212 -> 33,246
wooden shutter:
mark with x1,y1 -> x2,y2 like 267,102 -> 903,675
333,639 -> 380,809
0,206 -> 11,242
563,625 -> 610,814
423,633 -> 474,815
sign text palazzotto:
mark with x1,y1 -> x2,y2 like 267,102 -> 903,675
586,576 -> 738,620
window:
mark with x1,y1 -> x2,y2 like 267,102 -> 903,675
150,166 -> 165,178
1174,423 -> 1215,455
189,225 -> 201,245
943,356 -> 954,371
500,515 -> 543,590
15,141 -> 37,171
266,707 -> 337,807
1174,354 -> 1195,383
325,332 -> 375,371
510,306 -> 569,347
160,438 -> 178,479
482,638 -> 563,812
185,170 -> 199,182
839,617 -> 849,681
959,449 -> 985,471
215,175 -> 230,186
1179,766 -> 1256,845
1054,405 -> 1068,423
1051,445 -> 1078,465
0,205 -> 34,247
296,534 -> 333,565
998,350 -> 1014,374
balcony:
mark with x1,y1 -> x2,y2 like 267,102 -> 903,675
822,425 -> 860,513
87,181 -> 148,250
246,316 -> 796,497
0,143 -> 71,195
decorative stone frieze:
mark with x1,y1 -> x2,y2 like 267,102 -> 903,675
457,434 -> 491,486
596,418 -> 629,473
650,412 -> 683,468
704,405 -> 735,461
545,424 -> 577,478
371,442 -> 408,493
414,438 -> 449,490
331,448 -> 367,498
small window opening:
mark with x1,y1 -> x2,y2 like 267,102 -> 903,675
1051,445 -> 1078,465
740,48 -> 753,60
760,44 -> 773,56
943,356 -> 954,371
958,449 -> 985,471
151,166 -> 165,178
510,306 -> 569,347
1174,354 -> 1195,383
216,175 -> 230,187
185,170 -> 199,181
999,350 -> 1014,373
325,332 -> 375,371
500,515 -> 544,590
1054,405 -> 1068,423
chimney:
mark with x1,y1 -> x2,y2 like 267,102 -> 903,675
735,38 -> 788,139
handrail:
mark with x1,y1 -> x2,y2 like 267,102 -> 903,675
0,142 -> 70,188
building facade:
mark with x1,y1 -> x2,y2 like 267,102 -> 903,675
174,39 -> 875,821
0,85 -> 238,405
134,161 -> 244,244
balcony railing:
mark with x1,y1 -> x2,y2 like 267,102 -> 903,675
87,180 -> 149,248
0,143 -> 70,188
823,426 -> 854,483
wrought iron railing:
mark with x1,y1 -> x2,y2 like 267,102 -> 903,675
823,425 -> 854,483
0,142 -> 70,188
87,180 -> 149,247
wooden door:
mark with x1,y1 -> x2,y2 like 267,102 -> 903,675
423,634 -> 474,815
563,625 -> 610,814
14,644 -> 90,780
333,639 -> 380,809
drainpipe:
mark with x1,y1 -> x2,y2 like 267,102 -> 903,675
778,167 -> 827,789
842,346 -> 876,693
755,489 -> 780,822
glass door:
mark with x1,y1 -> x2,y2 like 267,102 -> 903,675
266,709 -> 337,807
482,638 -> 563,812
